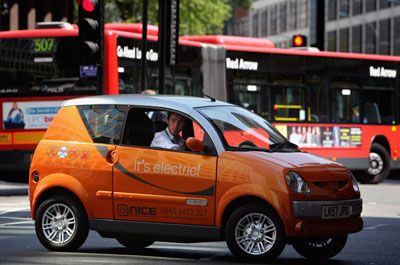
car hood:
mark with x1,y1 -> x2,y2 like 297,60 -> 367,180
248,151 -> 350,182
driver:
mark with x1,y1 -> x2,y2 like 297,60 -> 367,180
150,112 -> 186,151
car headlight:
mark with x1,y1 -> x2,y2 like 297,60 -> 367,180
348,171 -> 360,193
285,171 -> 311,194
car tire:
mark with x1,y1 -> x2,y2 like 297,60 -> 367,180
225,204 -> 285,261
116,237 -> 154,249
357,143 -> 391,184
35,195 -> 89,251
292,235 -> 348,260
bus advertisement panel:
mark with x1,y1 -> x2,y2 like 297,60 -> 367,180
2,100 -> 63,130
275,124 -> 362,148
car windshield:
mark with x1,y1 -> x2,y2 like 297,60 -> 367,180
198,106 -> 299,152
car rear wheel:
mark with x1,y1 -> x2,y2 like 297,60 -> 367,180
35,195 -> 89,251
116,237 -> 154,249
292,235 -> 348,260
225,204 -> 285,261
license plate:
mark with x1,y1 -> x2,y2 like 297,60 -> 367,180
322,205 -> 352,219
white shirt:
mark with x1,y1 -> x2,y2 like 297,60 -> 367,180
150,128 -> 185,151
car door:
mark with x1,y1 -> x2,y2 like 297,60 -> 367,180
76,104 -> 126,219
113,108 -> 217,226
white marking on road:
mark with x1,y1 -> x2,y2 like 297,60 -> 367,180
364,224 -> 388,230
0,220 -> 34,226
0,226 -> 33,229
0,202 -> 29,205
367,202 -> 377,205
0,207 -> 30,216
0,217 -> 31,220
0,229 -> 35,235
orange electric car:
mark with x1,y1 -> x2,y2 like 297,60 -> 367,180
29,95 -> 363,261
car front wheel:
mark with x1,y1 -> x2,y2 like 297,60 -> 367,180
35,195 -> 89,251
225,204 -> 285,261
292,235 -> 348,260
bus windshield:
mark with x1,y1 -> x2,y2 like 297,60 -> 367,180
0,37 -> 97,96
198,105 -> 298,152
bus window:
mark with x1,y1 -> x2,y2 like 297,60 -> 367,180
273,86 -> 306,122
231,83 -> 270,120
116,36 -> 203,96
361,72 -> 395,125
307,80 -> 329,122
361,90 -> 394,124
333,89 -> 360,123
164,71 -> 195,96
305,57 -> 329,123
0,37 -> 97,96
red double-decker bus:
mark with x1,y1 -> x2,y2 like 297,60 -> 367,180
1,23 -> 399,184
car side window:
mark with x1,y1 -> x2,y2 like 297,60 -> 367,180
122,107 -> 215,154
122,108 -> 157,147
78,105 -> 127,145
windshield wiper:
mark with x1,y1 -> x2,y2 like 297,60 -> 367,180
270,141 -> 299,152
227,146 -> 271,152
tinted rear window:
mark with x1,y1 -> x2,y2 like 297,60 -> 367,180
78,105 -> 127,145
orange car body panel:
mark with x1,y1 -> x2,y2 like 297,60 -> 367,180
30,106 -> 114,220
215,151 -> 361,236
113,146 -> 217,225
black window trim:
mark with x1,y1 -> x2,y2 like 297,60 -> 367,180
120,105 -> 218,157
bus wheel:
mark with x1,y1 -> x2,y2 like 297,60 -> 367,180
116,238 -> 154,249
35,195 -> 89,251
292,235 -> 348,260
359,143 -> 390,184
225,204 -> 285,261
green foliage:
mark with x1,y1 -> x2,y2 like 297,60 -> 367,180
180,0 -> 231,35
229,0 -> 250,9
104,0 -> 245,35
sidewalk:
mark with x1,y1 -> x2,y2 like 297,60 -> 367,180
0,181 -> 28,196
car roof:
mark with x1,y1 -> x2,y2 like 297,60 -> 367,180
62,94 -> 232,113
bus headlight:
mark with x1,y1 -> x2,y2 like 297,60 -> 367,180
285,171 -> 311,194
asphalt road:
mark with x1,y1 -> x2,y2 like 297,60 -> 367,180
0,179 -> 399,264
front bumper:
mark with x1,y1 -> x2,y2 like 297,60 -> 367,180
290,199 -> 363,236
292,199 -> 362,219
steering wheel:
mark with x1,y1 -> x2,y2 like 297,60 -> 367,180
238,140 -> 257,148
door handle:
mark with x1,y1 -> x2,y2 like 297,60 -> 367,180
106,149 -> 119,165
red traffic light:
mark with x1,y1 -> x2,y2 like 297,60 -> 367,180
292,35 -> 307,47
82,0 -> 97,12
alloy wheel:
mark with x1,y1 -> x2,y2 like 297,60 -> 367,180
42,203 -> 76,245
234,213 -> 277,255
368,152 -> 383,175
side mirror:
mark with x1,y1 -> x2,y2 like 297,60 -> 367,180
186,137 -> 206,152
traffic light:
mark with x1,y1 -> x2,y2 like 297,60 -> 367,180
292,35 -> 307,47
77,0 -> 103,65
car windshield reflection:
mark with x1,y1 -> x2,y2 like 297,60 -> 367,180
197,106 -> 299,152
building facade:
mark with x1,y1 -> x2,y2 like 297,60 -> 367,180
234,0 -> 400,55
0,0 -> 73,31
